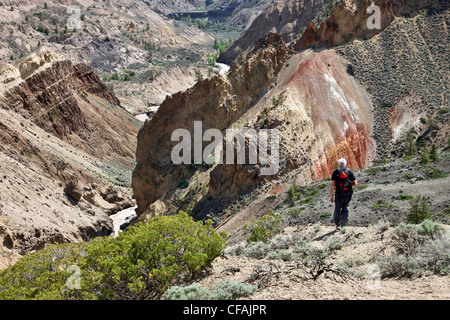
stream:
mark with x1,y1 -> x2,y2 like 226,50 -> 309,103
110,205 -> 137,237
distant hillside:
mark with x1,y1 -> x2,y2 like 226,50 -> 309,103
0,0 -> 215,111
217,0 -> 332,64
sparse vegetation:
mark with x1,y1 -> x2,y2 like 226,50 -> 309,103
422,166 -> 448,180
320,212 -> 332,219
287,181 -> 319,206
379,220 -> 448,278
398,194 -> 414,201
371,199 -> 395,211
366,166 -> 383,175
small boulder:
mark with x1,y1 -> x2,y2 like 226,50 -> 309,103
63,179 -> 83,201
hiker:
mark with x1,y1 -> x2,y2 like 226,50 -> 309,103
330,158 -> 357,229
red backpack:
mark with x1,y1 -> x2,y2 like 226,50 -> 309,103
337,168 -> 353,203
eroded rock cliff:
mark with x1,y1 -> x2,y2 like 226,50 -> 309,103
0,48 -> 139,268
133,34 -> 288,216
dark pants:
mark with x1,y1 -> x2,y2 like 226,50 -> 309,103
334,194 -> 350,227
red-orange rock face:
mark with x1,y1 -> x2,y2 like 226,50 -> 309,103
278,49 -> 374,180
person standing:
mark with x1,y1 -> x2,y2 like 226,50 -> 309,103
330,158 -> 357,229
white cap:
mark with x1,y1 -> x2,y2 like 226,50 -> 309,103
338,158 -> 347,167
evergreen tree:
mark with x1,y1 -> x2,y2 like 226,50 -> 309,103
429,144 -> 439,162
407,195 -> 431,224
404,130 -> 417,156
420,145 -> 430,164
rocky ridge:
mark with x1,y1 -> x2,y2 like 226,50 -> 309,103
0,48 -> 139,268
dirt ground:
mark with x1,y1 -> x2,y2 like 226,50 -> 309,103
188,225 -> 450,300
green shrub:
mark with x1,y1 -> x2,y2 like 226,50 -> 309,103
325,234 -> 345,251
319,212 -> 332,219
379,254 -> 420,278
0,243 -> 86,300
339,256 -> 365,268
402,155 -> 415,161
371,199 -> 395,211
300,197 -> 316,204
287,207 -> 304,217
266,249 -> 294,261
429,144 -> 439,162
122,74 -> 132,81
242,241 -> 271,259
318,183 -> 328,190
398,194 -> 414,200
380,101 -> 393,108
165,284 -> 209,300
0,213 -> 227,300
420,145 -> 431,164
223,242 -> 246,256
177,179 -> 190,189
195,70 -> 203,81
270,234 -> 292,250
423,167 -> 448,180
414,239 -> 450,275
404,130 -> 417,157
288,181 -> 298,204
165,280 -> 257,300
417,219 -> 445,239
244,212 -> 282,243
258,110 -> 267,129
391,223 -> 427,255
